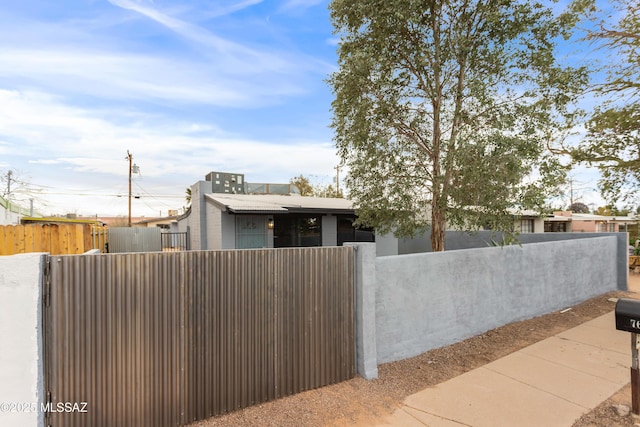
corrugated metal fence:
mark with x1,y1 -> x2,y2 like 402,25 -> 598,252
107,227 -> 162,253
107,228 -> 189,252
43,247 -> 355,427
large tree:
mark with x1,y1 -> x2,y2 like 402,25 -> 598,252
564,0 -> 640,205
329,0 -> 587,251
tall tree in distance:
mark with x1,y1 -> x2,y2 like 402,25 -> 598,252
562,0 -> 640,205
290,175 -> 315,196
568,202 -> 590,213
329,0 -> 587,251
290,174 -> 344,198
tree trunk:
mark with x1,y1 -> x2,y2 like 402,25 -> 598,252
431,203 -> 446,252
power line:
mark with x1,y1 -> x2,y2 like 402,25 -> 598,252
35,191 -> 184,198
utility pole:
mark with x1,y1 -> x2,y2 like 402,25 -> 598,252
334,165 -> 341,198
126,151 -> 139,227
5,170 -> 12,221
127,151 -> 132,227
6,170 -> 12,196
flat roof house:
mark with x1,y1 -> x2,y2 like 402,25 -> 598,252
177,173 -> 374,250
545,211 -> 638,233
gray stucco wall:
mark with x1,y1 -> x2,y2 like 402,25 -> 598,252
195,181 -> 211,250
382,230 -> 628,290
178,181 -> 211,250
375,233 -> 400,256
370,236 -> 619,364
322,215 -> 338,246
207,202 -> 223,249
221,212 -> 236,249
444,231 -> 628,290
346,243 -> 378,379
0,253 -> 45,427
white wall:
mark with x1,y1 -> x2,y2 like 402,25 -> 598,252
534,217 -> 545,233
0,253 -> 45,427
0,202 -> 23,225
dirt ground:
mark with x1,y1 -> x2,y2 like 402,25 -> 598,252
188,287 -> 638,427
572,383 -> 640,427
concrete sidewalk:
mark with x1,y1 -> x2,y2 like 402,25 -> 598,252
377,309 -> 632,427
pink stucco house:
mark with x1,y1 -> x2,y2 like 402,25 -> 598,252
545,211 -> 637,233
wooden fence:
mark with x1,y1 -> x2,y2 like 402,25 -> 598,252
0,223 -> 108,255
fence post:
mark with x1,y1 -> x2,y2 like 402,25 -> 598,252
346,242 -> 378,379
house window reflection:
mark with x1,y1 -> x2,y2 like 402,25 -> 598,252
274,214 -> 321,247
337,215 -> 375,245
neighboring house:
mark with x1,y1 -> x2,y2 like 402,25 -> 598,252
95,215 -> 149,227
133,215 -> 179,231
375,208 -> 546,256
545,211 -> 637,233
442,207 -> 546,234
543,214 -> 572,232
0,195 -> 36,225
178,171 -> 558,251
509,209 -> 545,234
21,215 -> 104,226
94,216 -> 175,228
177,174 -> 374,250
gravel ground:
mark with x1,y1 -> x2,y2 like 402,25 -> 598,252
572,383 -> 640,427
187,290 -> 632,427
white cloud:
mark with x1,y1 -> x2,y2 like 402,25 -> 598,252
106,0 -> 313,74
0,0 -> 334,110
0,0 -> 340,216
28,160 -> 62,165
0,48 -> 309,107
0,88 -> 339,216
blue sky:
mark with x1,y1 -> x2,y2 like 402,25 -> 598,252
0,0 -> 340,217
0,0 -> 616,218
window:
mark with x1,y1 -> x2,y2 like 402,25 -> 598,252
544,222 -> 567,232
337,215 -> 375,245
520,219 -> 534,233
274,214 -> 321,247
236,216 -> 267,249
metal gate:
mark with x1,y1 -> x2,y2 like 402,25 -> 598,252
161,232 -> 188,251
43,247 -> 355,427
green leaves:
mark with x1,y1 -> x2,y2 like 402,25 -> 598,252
329,0 -> 586,250
566,0 -> 640,205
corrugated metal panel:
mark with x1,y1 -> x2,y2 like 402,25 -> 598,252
108,227 -> 162,253
160,232 -> 188,251
44,247 -> 354,427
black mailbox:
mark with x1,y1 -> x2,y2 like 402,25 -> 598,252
615,298 -> 640,333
